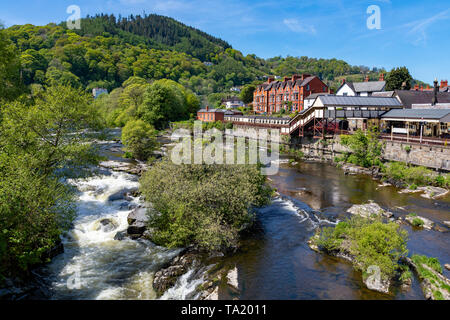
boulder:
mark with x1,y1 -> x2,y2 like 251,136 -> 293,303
127,207 -> 149,225
107,187 -> 138,202
347,201 -> 393,219
363,276 -> 390,294
153,249 -> 200,296
404,215 -> 434,230
226,267 -> 239,291
444,221 -> 450,228
418,186 -> 449,200
127,221 -> 147,236
114,231 -> 128,241
445,264 -> 450,271
97,218 -> 118,232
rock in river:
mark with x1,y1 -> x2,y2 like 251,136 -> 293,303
347,201 -> 393,219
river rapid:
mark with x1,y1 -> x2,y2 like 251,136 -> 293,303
36,132 -> 450,300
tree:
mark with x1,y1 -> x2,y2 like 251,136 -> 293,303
138,80 -> 187,129
339,127 -> 383,168
0,84 -> 103,278
122,119 -> 157,160
140,160 -> 272,251
385,67 -> 413,91
1,84 -> 103,175
0,26 -> 23,101
240,84 -> 256,104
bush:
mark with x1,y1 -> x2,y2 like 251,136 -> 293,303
382,162 -> 440,187
339,128 -> 383,168
412,218 -> 424,228
140,160 -> 273,251
315,216 -> 408,281
122,119 -> 158,161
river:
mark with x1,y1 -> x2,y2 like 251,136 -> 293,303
36,133 -> 450,300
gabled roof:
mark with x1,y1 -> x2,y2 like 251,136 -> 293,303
372,91 -> 395,97
337,81 -> 386,94
352,81 -> 386,93
381,109 -> 450,121
395,90 -> 450,108
318,95 -> 402,107
305,93 -> 333,100
260,76 -> 321,92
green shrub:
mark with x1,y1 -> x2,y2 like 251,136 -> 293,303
122,119 -> 158,161
412,218 -> 424,228
314,216 -> 408,281
140,160 -> 273,251
339,128 -> 383,168
412,255 -> 443,274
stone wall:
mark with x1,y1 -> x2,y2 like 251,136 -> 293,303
383,141 -> 450,171
226,126 -> 450,171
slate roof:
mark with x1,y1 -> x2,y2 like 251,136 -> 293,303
305,93 -> 333,100
395,90 -> 450,108
318,95 -> 402,107
197,108 -> 227,113
381,109 -> 450,120
352,81 -> 386,93
257,76 -> 318,92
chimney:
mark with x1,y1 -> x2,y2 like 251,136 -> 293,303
401,81 -> 407,90
414,84 -> 419,91
441,80 -> 445,89
426,84 -> 430,90
379,73 -> 385,81
420,86 -> 423,91
291,74 -> 301,82
432,79 -> 439,106
301,74 -> 311,81
267,76 -> 274,84
206,105 -> 209,111
341,78 -> 346,85
364,75 -> 370,82
443,80 -> 449,88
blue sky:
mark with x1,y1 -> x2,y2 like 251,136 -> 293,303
1,0 -> 449,83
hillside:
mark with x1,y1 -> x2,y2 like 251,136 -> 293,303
4,13 -> 418,102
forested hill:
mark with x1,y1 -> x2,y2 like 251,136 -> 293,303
4,13 -> 395,103
69,14 -> 231,61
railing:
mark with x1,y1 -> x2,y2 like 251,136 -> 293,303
380,134 -> 449,147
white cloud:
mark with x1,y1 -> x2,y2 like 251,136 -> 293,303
283,18 -> 316,34
403,9 -> 450,45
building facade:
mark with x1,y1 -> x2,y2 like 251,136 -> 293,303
336,74 -> 386,97
253,74 -> 328,114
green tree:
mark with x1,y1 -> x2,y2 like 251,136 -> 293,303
122,119 -> 157,161
385,67 -> 413,91
140,160 -> 272,251
240,84 -> 256,104
339,127 -> 383,168
138,79 -> 187,129
0,84 -> 103,279
0,25 -> 23,101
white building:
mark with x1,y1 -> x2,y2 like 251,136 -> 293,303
336,75 -> 386,97
93,88 -> 108,99
222,97 -> 245,109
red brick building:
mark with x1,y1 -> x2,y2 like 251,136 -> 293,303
253,74 -> 329,114
197,107 -> 243,122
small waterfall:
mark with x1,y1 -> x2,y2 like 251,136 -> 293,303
160,269 -> 205,300
39,169 -> 180,300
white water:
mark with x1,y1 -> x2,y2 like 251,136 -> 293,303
40,169 -> 184,300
